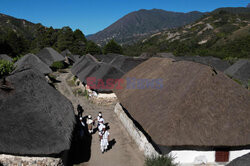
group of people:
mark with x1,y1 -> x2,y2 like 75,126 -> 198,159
77,105 -> 110,154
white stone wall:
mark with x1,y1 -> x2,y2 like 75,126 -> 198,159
114,103 -> 159,157
114,103 -> 250,166
0,154 -> 62,166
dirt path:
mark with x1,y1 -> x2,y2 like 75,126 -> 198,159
54,70 -> 145,166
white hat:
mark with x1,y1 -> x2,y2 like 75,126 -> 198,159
88,115 -> 92,119
98,113 -> 102,116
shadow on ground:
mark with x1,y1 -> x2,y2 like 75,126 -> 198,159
66,116 -> 92,166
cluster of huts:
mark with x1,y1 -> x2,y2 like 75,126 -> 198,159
0,48 -> 250,166
0,48 -> 79,165
70,53 -> 146,103
69,51 -> 250,165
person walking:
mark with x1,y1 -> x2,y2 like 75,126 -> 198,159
79,117 -> 86,138
98,119 -> 105,141
96,112 -> 105,126
77,104 -> 84,118
86,115 -> 94,134
100,126 -> 110,154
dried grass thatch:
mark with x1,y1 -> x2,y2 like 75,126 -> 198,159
0,68 -> 75,156
114,57 -> 250,150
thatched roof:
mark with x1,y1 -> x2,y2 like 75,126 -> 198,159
0,54 -> 12,62
0,68 -> 75,156
114,57 -> 250,150
61,49 -> 72,57
71,54 -> 98,76
36,47 -> 65,66
110,55 -> 146,73
226,153 -> 250,166
87,63 -> 124,92
172,55 -> 230,71
14,53 -> 52,75
93,53 -> 121,63
77,62 -> 100,83
224,59 -> 250,85
156,53 -> 175,59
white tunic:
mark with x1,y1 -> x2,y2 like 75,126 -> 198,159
87,118 -> 93,125
98,123 -> 105,135
97,117 -> 105,124
101,131 -> 110,150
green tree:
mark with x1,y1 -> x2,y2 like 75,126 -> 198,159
70,29 -> 87,55
103,39 -> 123,54
57,26 -> 74,51
0,60 -> 15,85
73,29 -> 87,43
85,41 -> 102,55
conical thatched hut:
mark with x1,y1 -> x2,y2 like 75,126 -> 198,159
114,57 -> 250,165
71,54 -> 98,77
224,59 -> 250,86
36,47 -> 65,66
14,53 -> 52,75
110,55 -> 146,73
0,68 -> 75,158
93,53 -> 121,63
87,63 -> 124,93
0,54 -> 12,62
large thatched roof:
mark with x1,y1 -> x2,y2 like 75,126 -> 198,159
87,63 -> 124,92
71,54 -> 98,76
93,53 -> 121,63
36,47 -> 65,66
226,153 -> 250,166
110,55 -> 146,73
0,68 -> 75,156
224,59 -> 250,85
114,57 -> 250,150
14,53 -> 52,75
0,54 -> 12,62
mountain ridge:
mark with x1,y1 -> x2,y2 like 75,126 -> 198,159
87,9 -> 205,45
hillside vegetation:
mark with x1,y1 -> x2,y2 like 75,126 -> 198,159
124,7 -> 250,60
87,9 -> 204,45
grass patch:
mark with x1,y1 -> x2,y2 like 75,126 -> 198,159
145,155 -> 177,166
232,78 -> 242,85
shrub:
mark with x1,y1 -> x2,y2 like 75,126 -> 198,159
0,60 -> 15,78
51,61 -> 65,70
144,155 -> 177,166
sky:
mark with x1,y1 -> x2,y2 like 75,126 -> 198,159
0,0 -> 249,35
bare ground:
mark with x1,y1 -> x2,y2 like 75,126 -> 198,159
54,70 -> 144,166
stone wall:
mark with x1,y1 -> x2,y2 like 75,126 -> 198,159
0,154 -> 63,166
114,103 -> 159,157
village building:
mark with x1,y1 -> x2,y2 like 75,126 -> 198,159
14,53 -> 52,75
71,54 -> 146,104
224,59 -> 250,87
114,57 -> 250,165
36,47 -> 65,66
0,67 -> 75,165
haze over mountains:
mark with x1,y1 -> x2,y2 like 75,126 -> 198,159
87,9 -> 205,45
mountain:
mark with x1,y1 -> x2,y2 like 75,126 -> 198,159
0,13 -> 42,40
247,3 -> 250,8
123,7 -> 250,60
87,9 -> 204,45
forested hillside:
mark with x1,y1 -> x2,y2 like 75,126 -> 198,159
124,7 -> 250,60
0,13 -> 101,58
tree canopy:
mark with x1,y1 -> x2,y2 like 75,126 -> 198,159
103,39 -> 123,54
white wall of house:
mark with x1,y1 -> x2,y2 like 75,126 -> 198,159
170,150 -> 250,165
